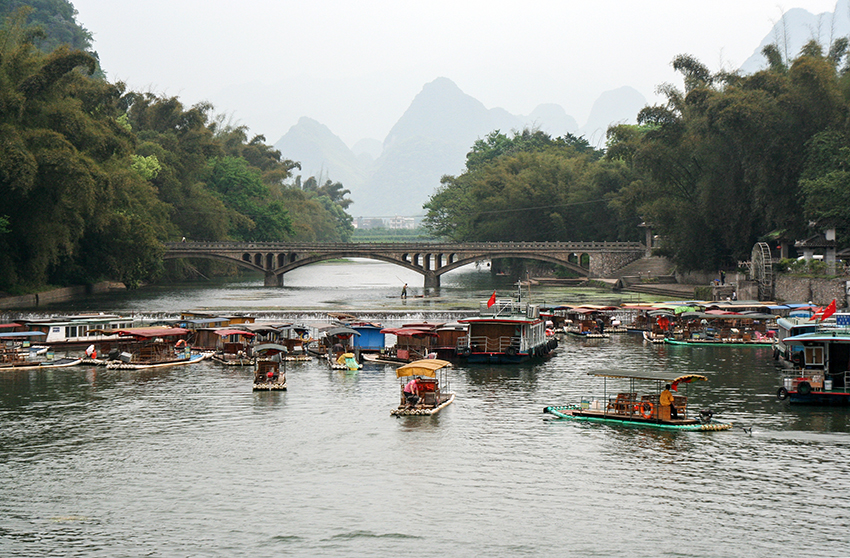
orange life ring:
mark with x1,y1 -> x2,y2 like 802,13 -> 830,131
638,402 -> 653,419
175,339 -> 187,348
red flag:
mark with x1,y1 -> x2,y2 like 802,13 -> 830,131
821,299 -> 837,321
808,307 -> 823,322
487,290 -> 496,308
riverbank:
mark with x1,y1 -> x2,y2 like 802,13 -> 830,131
0,281 -> 126,310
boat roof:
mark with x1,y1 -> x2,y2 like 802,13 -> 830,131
589,370 -> 709,383
458,316 -> 540,324
111,327 -> 190,339
396,359 -> 452,378
0,331 -> 46,338
380,327 -> 439,337
321,326 -> 361,337
784,331 -> 850,344
253,343 -> 288,353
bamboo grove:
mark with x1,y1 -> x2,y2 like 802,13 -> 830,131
425,42 -> 850,273
0,6 -> 354,292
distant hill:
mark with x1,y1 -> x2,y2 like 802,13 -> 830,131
579,86 -> 648,147
274,77 -> 646,216
274,117 -> 370,192
740,1 -> 850,74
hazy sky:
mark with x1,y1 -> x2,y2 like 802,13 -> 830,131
72,1 -> 842,147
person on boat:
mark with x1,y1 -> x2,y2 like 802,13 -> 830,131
401,283 -> 408,299
660,384 -> 678,419
403,377 -> 419,406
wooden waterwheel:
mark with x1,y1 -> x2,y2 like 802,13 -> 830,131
750,242 -> 773,301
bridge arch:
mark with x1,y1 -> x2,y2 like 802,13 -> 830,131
164,241 -> 644,287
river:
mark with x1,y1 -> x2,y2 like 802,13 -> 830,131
1,260 -> 848,557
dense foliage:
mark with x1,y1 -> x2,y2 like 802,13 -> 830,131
423,130 -> 641,242
0,7 -> 354,292
426,41 -> 850,272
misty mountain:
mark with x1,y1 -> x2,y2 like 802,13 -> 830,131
740,1 -> 850,74
274,77 -> 645,217
579,86 -> 648,146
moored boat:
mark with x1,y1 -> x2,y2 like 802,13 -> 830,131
457,290 -> 556,364
101,327 -> 203,370
391,359 -> 455,416
252,343 -> 288,390
544,370 -> 733,431
776,329 -> 850,405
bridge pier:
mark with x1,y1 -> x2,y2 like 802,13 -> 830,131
264,272 -> 283,287
424,272 -> 440,289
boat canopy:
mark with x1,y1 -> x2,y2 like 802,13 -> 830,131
380,327 -> 438,337
253,343 -> 288,353
111,327 -> 190,339
784,331 -> 850,344
589,370 -> 708,384
396,359 -> 453,378
0,331 -> 46,338
322,326 -> 361,337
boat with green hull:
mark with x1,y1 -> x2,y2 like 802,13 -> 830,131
664,338 -> 772,347
543,370 -> 733,431
543,404 -> 732,431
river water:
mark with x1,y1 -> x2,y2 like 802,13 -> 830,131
1,261 -> 849,557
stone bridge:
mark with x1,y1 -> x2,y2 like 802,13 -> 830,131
164,241 -> 646,287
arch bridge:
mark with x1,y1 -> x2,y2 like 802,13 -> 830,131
164,241 -> 646,287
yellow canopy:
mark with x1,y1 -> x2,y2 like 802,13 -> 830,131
396,359 -> 453,378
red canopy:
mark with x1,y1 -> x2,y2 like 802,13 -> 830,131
380,327 -> 439,337
112,327 -> 190,339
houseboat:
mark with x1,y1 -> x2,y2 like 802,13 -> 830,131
390,359 -> 455,416
776,330 -> 850,405
457,298 -> 556,364
544,370 -> 733,431
22,314 -> 136,347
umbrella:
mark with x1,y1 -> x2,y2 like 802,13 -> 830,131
671,374 -> 708,391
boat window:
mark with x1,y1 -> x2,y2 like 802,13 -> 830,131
805,346 -> 824,366
65,326 -> 77,338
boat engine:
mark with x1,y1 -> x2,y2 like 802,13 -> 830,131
699,409 -> 714,424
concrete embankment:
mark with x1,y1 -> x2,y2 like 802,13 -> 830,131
0,282 -> 126,310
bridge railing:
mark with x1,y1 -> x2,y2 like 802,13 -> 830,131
164,240 -> 645,251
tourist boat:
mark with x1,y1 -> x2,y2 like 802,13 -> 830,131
252,343 -> 288,390
0,346 -> 83,371
390,359 -> 455,416
367,324 -> 440,364
457,292 -> 556,364
776,330 -> 850,405
21,314 -> 136,347
543,370 -> 733,431
662,311 -> 776,346
772,316 -> 821,367
205,328 -> 256,366
102,327 -> 205,369
562,306 -> 622,338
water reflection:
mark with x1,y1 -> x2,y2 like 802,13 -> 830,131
3,267 -> 850,557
